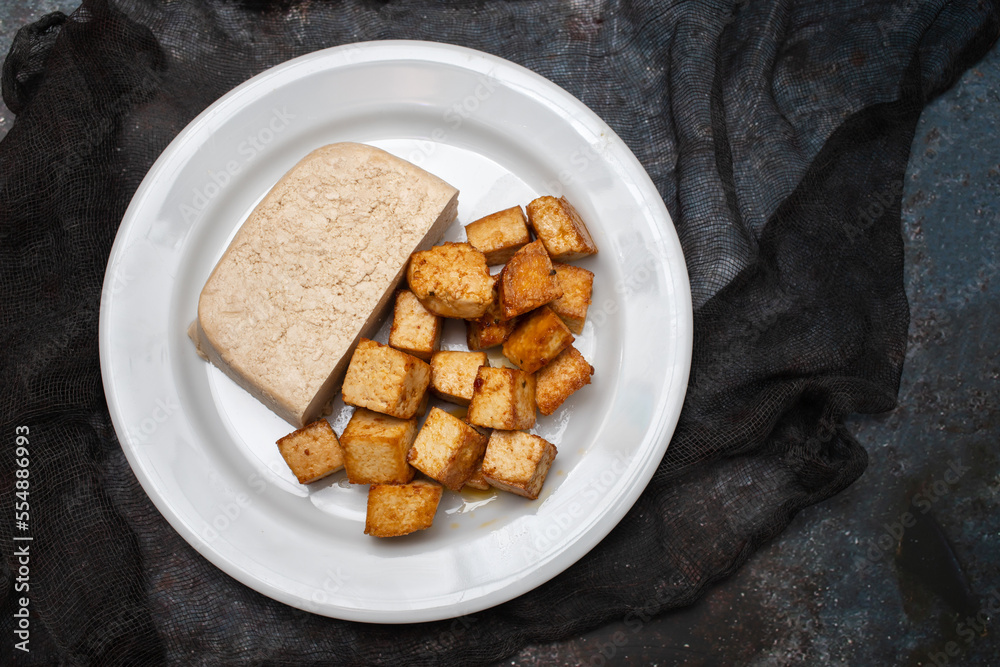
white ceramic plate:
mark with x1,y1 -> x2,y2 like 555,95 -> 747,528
99,41 -> 692,623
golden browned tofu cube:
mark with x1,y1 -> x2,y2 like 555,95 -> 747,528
430,350 -> 489,406
466,366 -> 536,430
497,239 -> 563,321
275,419 -> 345,484
388,290 -> 441,361
365,480 -> 443,537
407,242 -> 494,318
481,430 -> 557,500
464,205 -> 532,265
502,306 -> 575,374
549,262 -> 594,334
466,276 -> 520,350
342,339 -> 430,419
340,408 -> 418,484
535,345 -> 595,416
407,407 -> 489,491
525,196 -> 598,261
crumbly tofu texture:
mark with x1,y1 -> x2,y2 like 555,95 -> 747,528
466,366 -> 536,430
340,407 -> 418,484
193,142 -> 458,428
430,350 -> 489,406
525,196 -> 598,261
481,430 -> 557,500
536,345 -> 594,416
464,205 -> 532,265
342,339 -> 430,419
407,242 -> 494,319
388,289 -> 441,361
365,480 -> 443,537
466,276 -> 519,350
407,407 -> 489,491
502,306 -> 575,374
549,262 -> 594,335
275,419 -> 345,484
498,239 -> 563,321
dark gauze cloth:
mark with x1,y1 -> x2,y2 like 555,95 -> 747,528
1,0 -> 997,664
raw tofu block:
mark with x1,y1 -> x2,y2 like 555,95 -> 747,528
502,306 -> 575,374
407,407 -> 489,491
191,143 -> 458,428
275,419 -> 345,484
481,430 -> 557,500
430,350 -> 489,406
525,195 -> 598,261
340,407 -> 418,484
388,289 -> 442,361
549,262 -> 594,334
407,242 -> 494,318
535,345 -> 594,416
466,276 -> 519,350
464,205 -> 532,265
342,339 -> 431,419
466,366 -> 536,431
365,480 -> 443,537
498,239 -> 563,321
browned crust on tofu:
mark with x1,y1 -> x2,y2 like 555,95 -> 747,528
466,366 -> 536,430
481,430 -> 557,500
341,339 -> 430,419
340,407 -> 418,484
535,345 -> 594,416
407,407 -> 489,491
388,289 -> 442,361
365,480 -> 443,537
525,196 -> 598,262
429,350 -> 489,406
275,419 -> 345,484
464,205 -> 532,265
497,239 -> 563,321
466,275 -> 520,350
501,306 -> 575,374
549,262 -> 594,335
406,242 -> 494,319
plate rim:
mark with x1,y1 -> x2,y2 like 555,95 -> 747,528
99,39 -> 693,623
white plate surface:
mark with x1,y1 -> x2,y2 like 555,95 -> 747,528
99,40 -> 692,623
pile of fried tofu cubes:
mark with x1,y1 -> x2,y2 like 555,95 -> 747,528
276,196 -> 598,537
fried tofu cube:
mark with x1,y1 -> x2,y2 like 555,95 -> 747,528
407,242 -> 494,318
549,262 -> 594,334
462,464 -> 492,491
407,407 -> 489,491
365,480 -> 443,537
275,419 -> 345,484
342,339 -> 430,419
525,196 -> 598,261
466,366 -> 536,430
429,350 -> 489,406
464,205 -> 532,265
466,276 -> 520,350
497,239 -> 563,321
481,430 -> 557,500
340,408 -> 418,484
535,345 -> 595,415
388,290 -> 441,361
502,306 -> 575,374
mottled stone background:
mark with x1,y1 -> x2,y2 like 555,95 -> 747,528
2,3 -> 996,665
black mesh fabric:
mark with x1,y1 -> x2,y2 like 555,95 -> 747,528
1,0 -> 997,664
